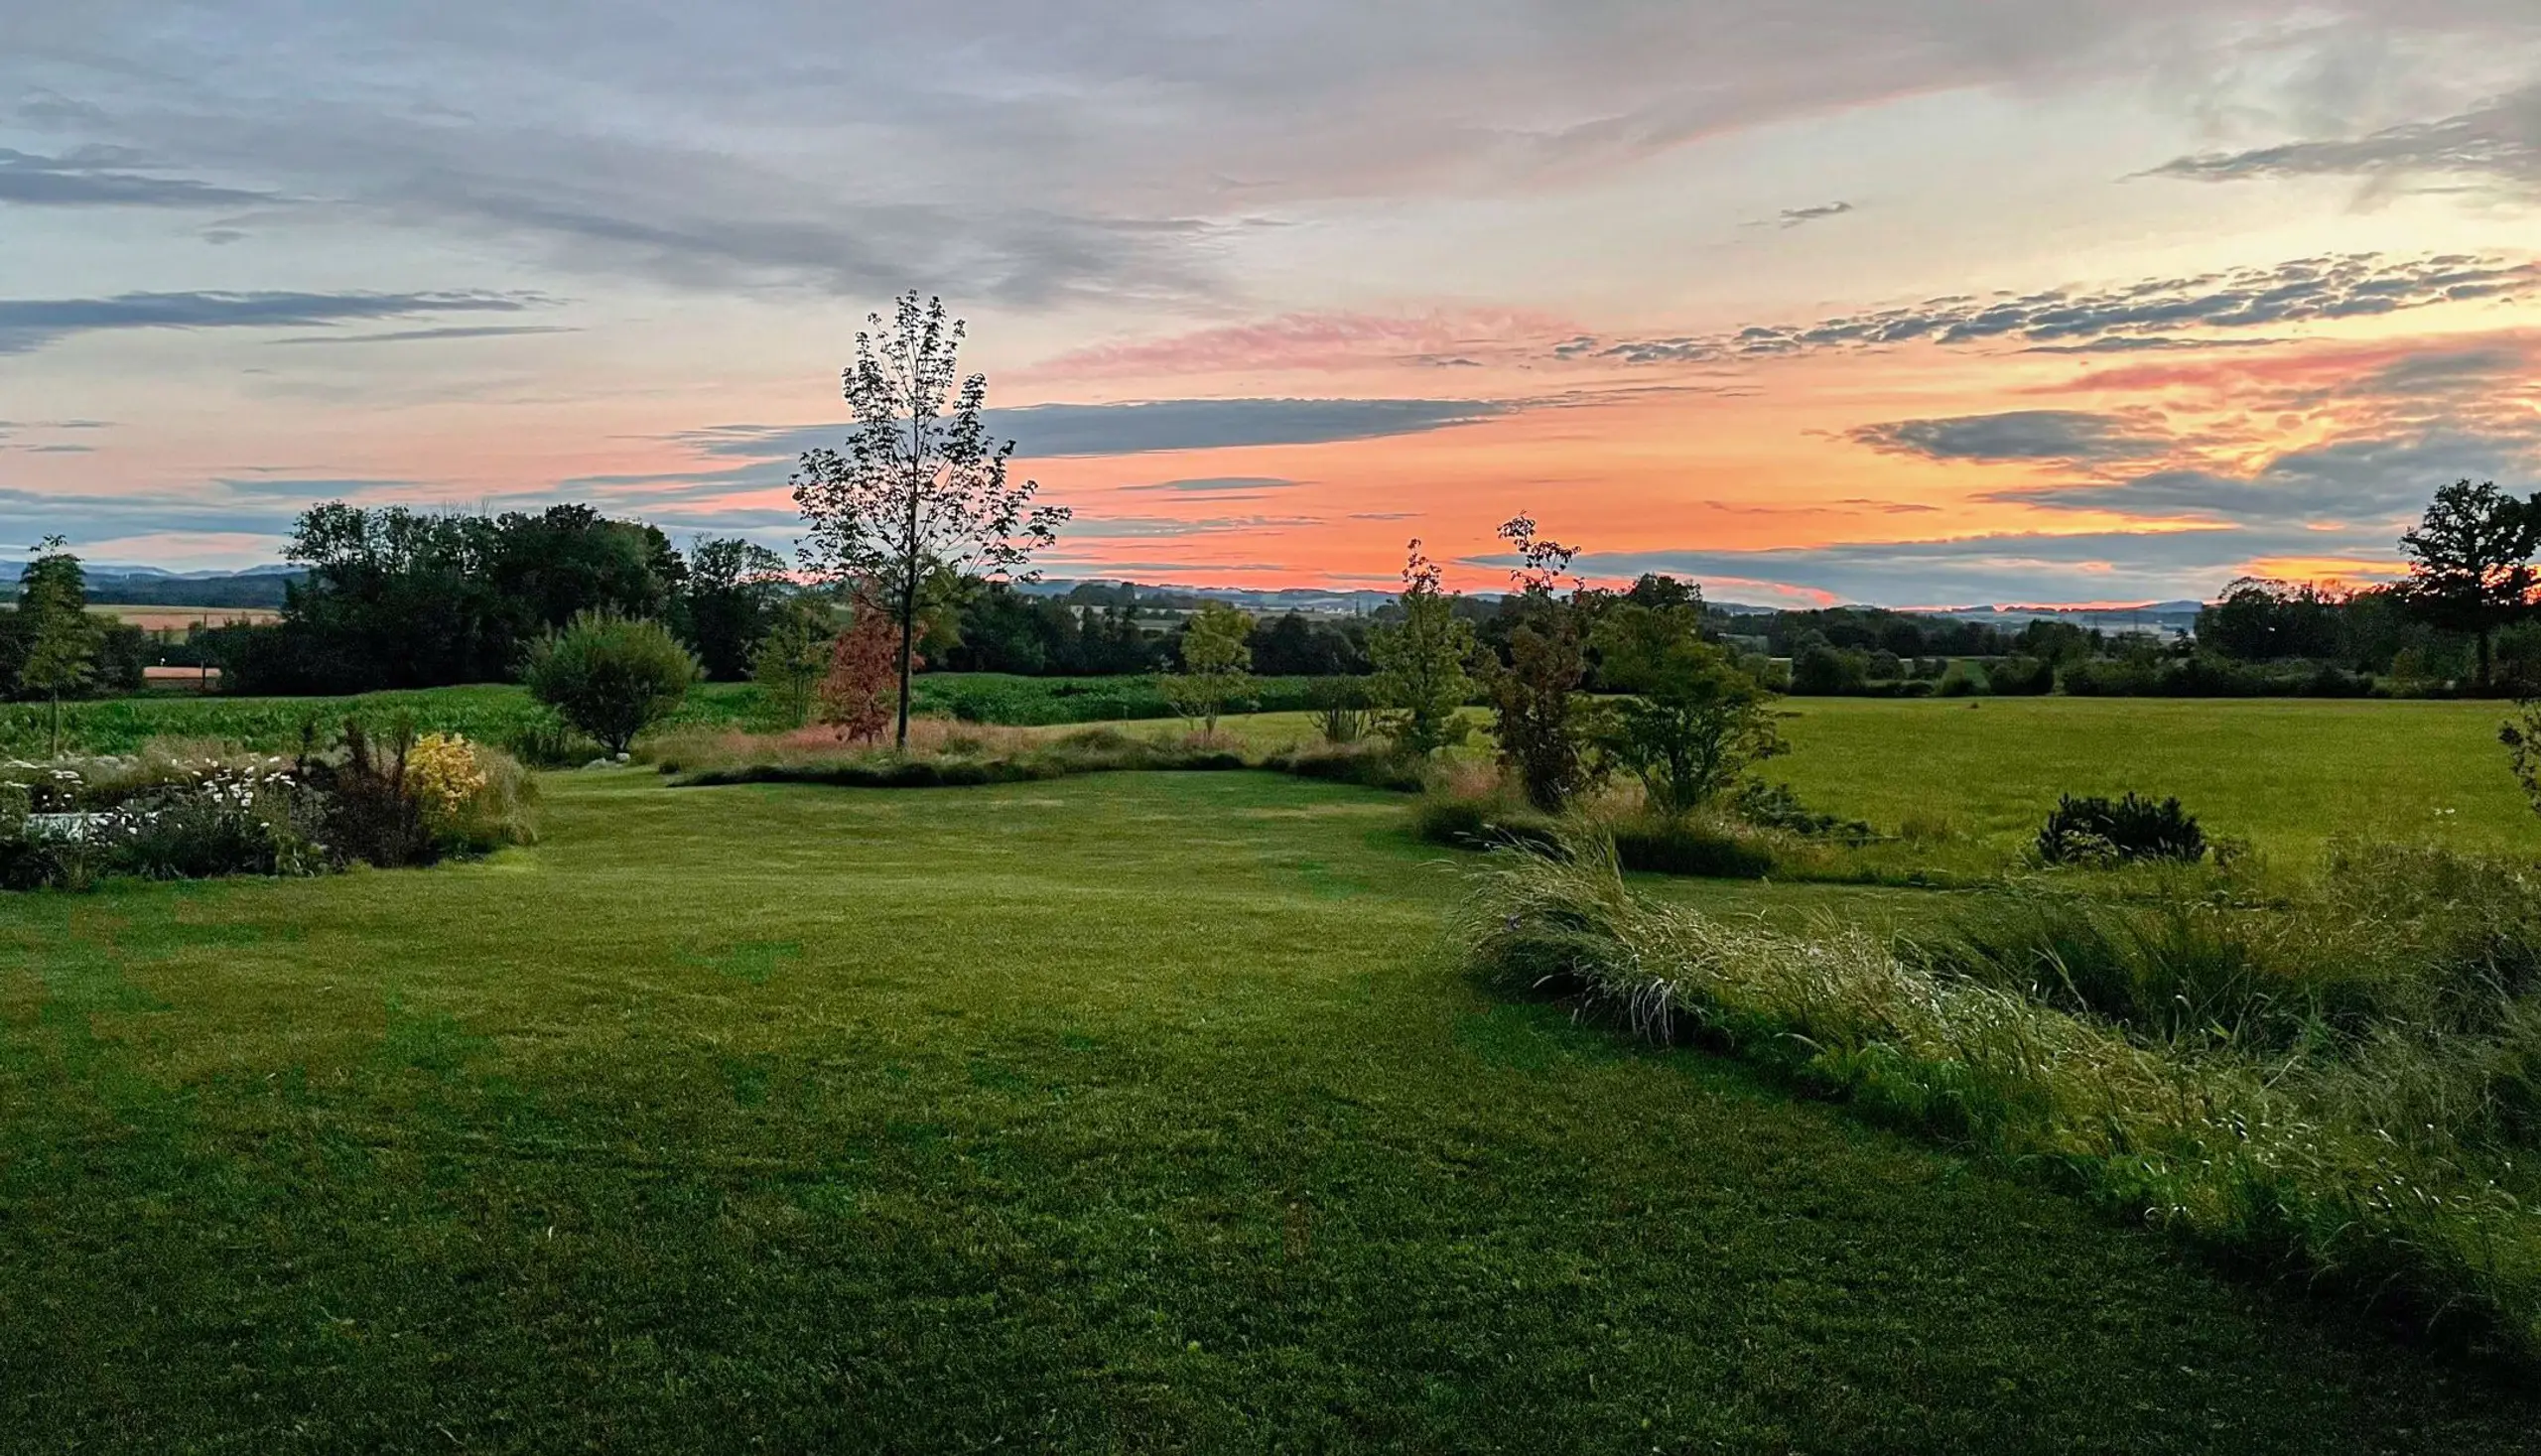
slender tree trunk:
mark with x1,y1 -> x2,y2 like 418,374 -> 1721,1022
895,568 -> 917,751
2478,625 -> 2495,696
49,693 -> 61,759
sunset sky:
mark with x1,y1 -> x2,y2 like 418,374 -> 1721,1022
6,3 -> 2540,605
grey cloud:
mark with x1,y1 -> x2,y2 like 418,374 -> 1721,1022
1118,476 -> 1307,494
16,3 -> 2513,304
1995,426 -> 2541,523
206,477 -> 424,499
268,325 -> 581,345
0,291 -> 545,355
2150,80 -> 2541,196
1849,410 -> 2177,464
1562,253 -> 2537,364
2021,335 -> 2289,354
1776,200 -> 1854,227
1066,514 -> 1324,539
677,397 -> 1517,463
0,146 -> 279,207
0,486 -> 303,542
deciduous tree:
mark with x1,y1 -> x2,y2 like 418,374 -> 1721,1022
2398,479 -> 2541,693
678,537 -> 792,681
1160,601 -> 1254,736
1592,602 -> 1784,816
1486,513 -> 1597,812
1369,542 -> 1477,756
792,293 -> 1069,748
821,594 -> 909,744
750,597 -> 838,729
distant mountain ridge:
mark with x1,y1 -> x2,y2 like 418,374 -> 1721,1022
0,561 -> 304,607
4,562 -> 2213,624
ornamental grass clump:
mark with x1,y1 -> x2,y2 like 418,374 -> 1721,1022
1461,839 -> 2541,1356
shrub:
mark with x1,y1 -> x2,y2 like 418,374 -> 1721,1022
405,732 -> 488,821
502,713 -> 600,769
1486,598 -> 1598,812
1308,677 -> 1373,744
1789,643 -> 1866,696
1591,606 -> 1783,816
1409,794 -> 1564,857
1936,661 -> 1987,697
1608,813 -> 1774,878
1988,655 -> 2057,695
297,719 -> 432,867
1730,778 -> 1874,842
522,612 -> 701,755
1160,601 -> 1256,735
2505,700 -> 2541,821
1370,543 -> 1478,756
404,732 -> 535,855
2035,792 -> 2206,865
750,600 -> 837,730
1263,742 -> 1427,793
821,597 -> 908,743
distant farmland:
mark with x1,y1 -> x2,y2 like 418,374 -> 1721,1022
86,603 -> 281,630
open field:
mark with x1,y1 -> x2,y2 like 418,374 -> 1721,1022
91,604 -> 283,631
0,684 -> 761,758
6,769 -> 2538,1451
1115,697 -> 2537,861
1765,697 -> 2536,860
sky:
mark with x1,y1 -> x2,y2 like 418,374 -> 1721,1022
5,2 -> 2541,606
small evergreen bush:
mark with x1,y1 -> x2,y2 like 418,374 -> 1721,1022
2034,792 -> 2206,864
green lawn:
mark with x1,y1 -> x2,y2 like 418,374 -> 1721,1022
4,770 -> 2535,1451
1764,697 -> 2535,860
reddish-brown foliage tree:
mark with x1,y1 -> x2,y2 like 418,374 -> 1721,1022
821,596 -> 916,743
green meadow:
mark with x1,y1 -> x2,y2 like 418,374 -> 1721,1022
5,692 -> 2540,1449
1765,697 -> 2533,860
5,758 -> 2540,1451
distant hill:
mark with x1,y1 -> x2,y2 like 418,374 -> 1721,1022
0,562 -> 302,608
1911,600 -> 2206,638
1016,578 -> 1397,616
1019,577 -> 2208,633
0,562 -> 2214,629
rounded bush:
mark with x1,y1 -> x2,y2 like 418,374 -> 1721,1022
521,613 -> 701,755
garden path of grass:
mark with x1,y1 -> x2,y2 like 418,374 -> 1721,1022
3,770 -> 2536,1453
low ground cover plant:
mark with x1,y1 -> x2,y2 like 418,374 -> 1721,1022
1463,838 -> 2541,1358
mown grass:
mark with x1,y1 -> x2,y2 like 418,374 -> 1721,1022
1765,697 -> 2534,859
4,771 -> 2538,1451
